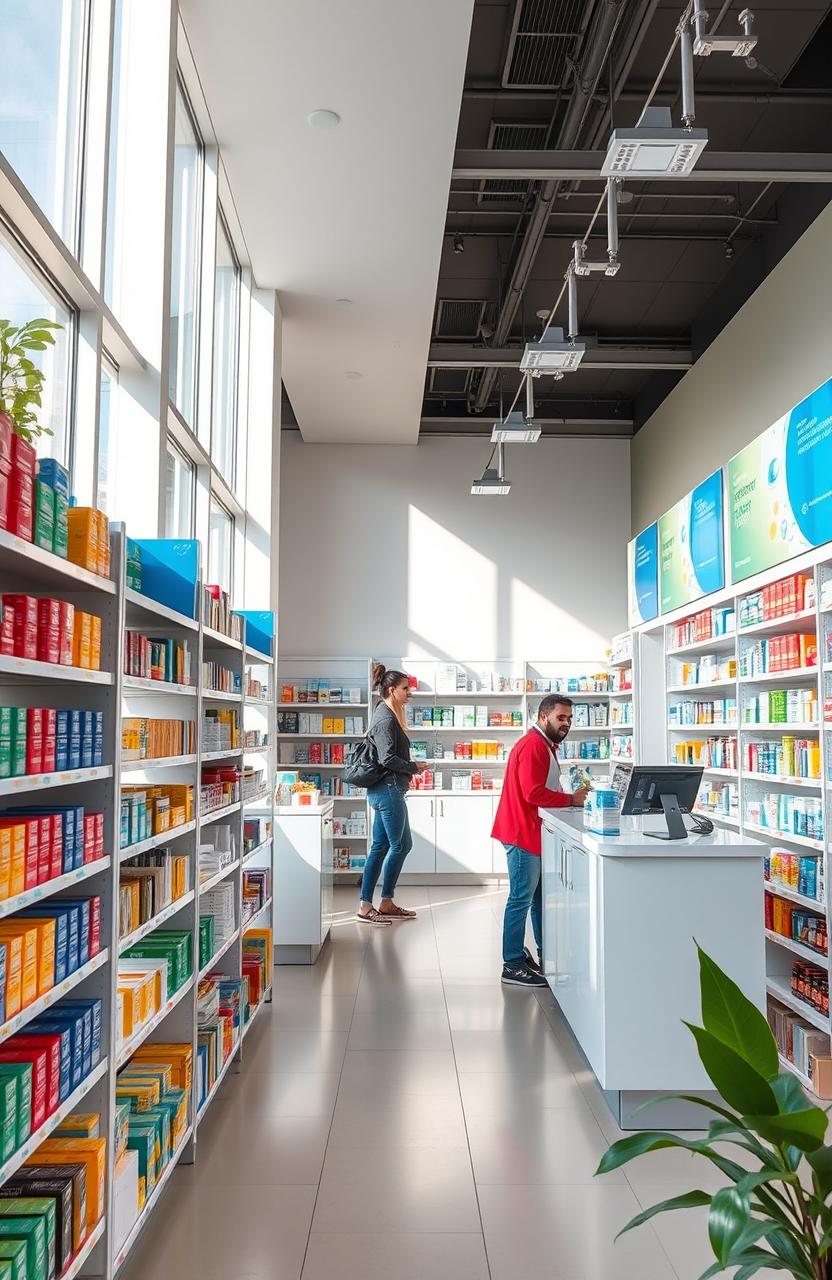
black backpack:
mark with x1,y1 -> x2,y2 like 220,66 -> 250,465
344,733 -> 385,788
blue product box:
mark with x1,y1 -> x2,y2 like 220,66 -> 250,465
35,459 -> 70,498
5,806 -> 83,873
54,900 -> 89,966
79,713 -> 94,770
93,712 -> 103,768
30,1011 -> 85,1090
60,710 -> 82,771
19,903 -> 80,975
59,999 -> 102,1069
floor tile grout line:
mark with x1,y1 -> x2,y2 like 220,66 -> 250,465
428,885 -> 495,1280
296,919 -> 371,1279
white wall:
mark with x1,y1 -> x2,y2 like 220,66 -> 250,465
278,434 -> 630,662
631,199 -> 832,533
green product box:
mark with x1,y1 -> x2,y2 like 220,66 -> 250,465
0,1214 -> 49,1280
0,1258 -> 15,1280
33,483 -> 55,554
9,710 -> 26,780
0,1240 -> 27,1280
3,1178 -> 72,1276
0,1199 -> 56,1280
198,916 -> 214,969
0,1074 -> 18,1162
126,1120 -> 157,1196
0,1063 -> 31,1150
126,540 -> 142,591
0,707 -> 11,781
114,1102 -> 130,1162
142,1106 -> 171,1167
51,494 -> 68,562
123,931 -> 192,992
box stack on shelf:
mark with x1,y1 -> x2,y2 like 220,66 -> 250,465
0,522 -> 275,1276
609,632 -> 637,766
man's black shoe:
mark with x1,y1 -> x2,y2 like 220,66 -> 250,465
523,947 -> 543,975
501,963 -> 547,988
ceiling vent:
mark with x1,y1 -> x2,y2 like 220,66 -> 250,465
434,299 -> 489,340
503,0 -> 585,89
427,368 -> 472,397
478,120 -> 550,205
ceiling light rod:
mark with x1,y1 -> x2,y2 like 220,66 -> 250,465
679,20 -> 696,127
525,370 -> 534,423
567,269 -> 579,346
691,4 -> 757,57
571,181 -> 621,276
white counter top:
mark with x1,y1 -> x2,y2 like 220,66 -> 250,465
539,807 -> 765,858
275,801 -> 334,816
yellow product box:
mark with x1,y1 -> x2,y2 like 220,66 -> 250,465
65,508 -> 99,575
30,1138 -> 107,1229
116,976 -> 155,1034
72,613 -> 92,670
332,718 -> 345,735
0,923 -> 39,1010
118,1063 -> 173,1093
131,1044 -> 192,1092
169,805 -> 186,829
13,917 -> 57,998
4,826 -> 26,899
115,1080 -> 160,1114
152,803 -> 171,835
55,1112 -> 100,1139
0,831 -> 10,903
321,719 -> 333,736
95,511 -> 110,579
89,615 -> 101,672
172,856 -> 188,900
0,938 -> 21,1019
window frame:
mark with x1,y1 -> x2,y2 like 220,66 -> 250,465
210,207 -> 241,486
168,75 -> 205,431
164,437 -> 196,540
208,492 -> 234,594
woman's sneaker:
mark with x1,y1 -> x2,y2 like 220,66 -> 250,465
523,947 -> 543,975
501,962 -> 547,988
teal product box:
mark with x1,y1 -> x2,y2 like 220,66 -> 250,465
9,710 -> 26,779
0,708 -> 11,781
35,460 -> 69,499
0,1072 -> 17,1161
0,1214 -> 49,1280
0,1063 -> 30,1149
2,1177 -> 71,1275
0,1198 -> 57,1280
587,788 -> 621,836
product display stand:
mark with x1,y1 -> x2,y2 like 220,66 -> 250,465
0,525 -> 275,1278
632,553 -> 832,1097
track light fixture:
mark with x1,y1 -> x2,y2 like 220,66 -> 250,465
452,235 -> 465,255
519,326 -> 584,377
491,406 -> 540,445
471,443 -> 511,495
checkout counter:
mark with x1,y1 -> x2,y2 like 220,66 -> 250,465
539,802 -> 765,1129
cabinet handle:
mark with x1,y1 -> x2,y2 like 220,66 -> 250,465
430,800 -> 434,818
439,800 -> 444,818
565,847 -> 571,891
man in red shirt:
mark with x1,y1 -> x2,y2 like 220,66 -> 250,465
492,696 -> 589,987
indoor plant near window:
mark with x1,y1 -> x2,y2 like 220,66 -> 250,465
597,945 -> 832,1280
0,318 -> 62,442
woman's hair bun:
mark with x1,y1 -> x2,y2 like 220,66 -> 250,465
371,662 -> 387,691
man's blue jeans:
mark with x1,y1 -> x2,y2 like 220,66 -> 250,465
361,781 -> 413,902
502,844 -> 542,967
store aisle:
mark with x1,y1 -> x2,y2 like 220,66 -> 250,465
118,886 -> 738,1280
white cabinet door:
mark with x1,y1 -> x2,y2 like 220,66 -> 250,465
491,794 -> 507,874
401,794 -> 437,872
435,795 -> 494,873
320,815 -> 334,943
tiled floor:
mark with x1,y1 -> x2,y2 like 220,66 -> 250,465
119,886 -> 766,1280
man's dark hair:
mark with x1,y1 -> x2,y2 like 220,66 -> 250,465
537,694 -> 573,719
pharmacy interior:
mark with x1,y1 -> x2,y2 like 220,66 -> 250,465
2,1 -> 832,1279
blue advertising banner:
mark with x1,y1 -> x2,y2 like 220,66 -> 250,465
627,522 -> 659,626
236,610 -> 275,660
658,469 -> 725,613
132,539 -> 199,619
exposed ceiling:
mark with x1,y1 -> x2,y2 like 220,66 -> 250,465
180,0 -> 475,443
429,0 -> 832,437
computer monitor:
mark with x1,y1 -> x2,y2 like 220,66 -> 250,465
620,765 -> 705,841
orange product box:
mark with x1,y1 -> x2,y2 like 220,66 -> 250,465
0,829 -> 11,901
89,614 -> 101,671
65,508 -> 99,575
0,936 -> 23,1019
29,1138 -> 107,1229
94,511 -> 110,578
0,922 -> 39,1009
14,917 -> 56,998
72,612 -> 92,670
0,819 -> 38,892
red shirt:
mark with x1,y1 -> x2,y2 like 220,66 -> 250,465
491,727 -> 573,856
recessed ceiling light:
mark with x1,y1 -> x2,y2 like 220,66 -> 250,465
344,371 -> 362,380
307,109 -> 341,129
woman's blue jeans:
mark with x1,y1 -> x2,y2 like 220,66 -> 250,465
361,780 -> 413,902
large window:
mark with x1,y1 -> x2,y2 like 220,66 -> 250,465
95,356 -> 118,514
0,231 -> 72,463
208,496 -> 232,592
211,215 -> 240,483
0,0 -> 88,248
164,442 -> 194,538
168,84 -> 202,428
103,0 -> 125,311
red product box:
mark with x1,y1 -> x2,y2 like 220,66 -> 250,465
0,817 -> 40,890
0,1046 -> 48,1130
36,598 -> 62,665
8,1035 -> 61,1116
32,815 -> 52,885
85,896 -> 101,956
26,707 -> 44,775
0,470 -> 8,532
7,498 -> 33,542
0,416 -> 11,472
94,813 -> 104,862
3,594 -> 38,660
9,465 -> 33,505
46,813 -> 62,880
41,708 -> 56,773
58,602 -> 74,666
83,815 -> 95,864
10,435 -> 36,477
0,603 -> 14,656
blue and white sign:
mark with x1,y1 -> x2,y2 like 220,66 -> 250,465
659,469 -> 725,613
627,522 -> 659,626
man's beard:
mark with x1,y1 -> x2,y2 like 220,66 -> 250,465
543,723 -> 568,744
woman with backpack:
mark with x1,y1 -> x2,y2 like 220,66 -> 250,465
355,664 -> 422,925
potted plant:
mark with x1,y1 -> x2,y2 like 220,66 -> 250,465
0,318 -> 62,442
597,945 -> 832,1279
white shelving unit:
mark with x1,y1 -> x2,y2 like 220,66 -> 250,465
0,527 -> 275,1279
633,556 -> 832,1094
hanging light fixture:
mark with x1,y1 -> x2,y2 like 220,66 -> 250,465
471,443 -> 511,495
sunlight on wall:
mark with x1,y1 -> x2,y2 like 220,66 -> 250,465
408,506 -> 497,659
510,577 -> 609,661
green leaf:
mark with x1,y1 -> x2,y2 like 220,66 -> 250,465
19,340 -> 48,351
615,1190 -> 712,1239
708,1186 -> 749,1265
596,1131 -> 697,1176
807,1144 -> 832,1198
732,1252 -> 795,1279
772,1072 -> 813,1115
697,945 -> 779,1081
744,1108 -> 828,1152
685,1024 -> 778,1116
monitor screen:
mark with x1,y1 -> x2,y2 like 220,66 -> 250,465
621,765 -> 703,817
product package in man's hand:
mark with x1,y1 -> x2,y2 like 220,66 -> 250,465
562,764 -> 594,794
